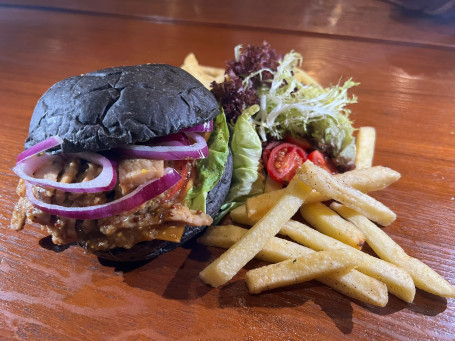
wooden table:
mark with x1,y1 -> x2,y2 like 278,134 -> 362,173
1,1 -> 454,339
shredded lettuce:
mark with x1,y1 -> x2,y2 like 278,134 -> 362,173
214,105 -> 264,223
252,51 -> 358,168
184,112 -> 230,213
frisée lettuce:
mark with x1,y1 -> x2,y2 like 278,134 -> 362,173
212,43 -> 358,169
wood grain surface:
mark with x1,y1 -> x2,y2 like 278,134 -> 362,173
0,2 -> 454,340
1,0 -> 455,48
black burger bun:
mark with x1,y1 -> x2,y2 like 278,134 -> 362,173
91,149 -> 233,263
25,64 -> 219,152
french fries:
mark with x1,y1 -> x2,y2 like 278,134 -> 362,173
181,53 -> 224,89
246,166 -> 401,223
300,202 -> 366,249
199,176 -> 312,287
280,220 -> 416,303
198,225 -> 310,261
355,127 -> 376,169
331,203 -> 455,298
198,225 -> 388,306
297,161 -> 396,226
246,249 -> 361,294
203,160 -> 450,304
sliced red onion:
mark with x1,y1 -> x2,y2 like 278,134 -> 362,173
179,121 -> 213,133
117,132 -> 209,160
25,168 -> 181,220
16,136 -> 63,163
14,152 -> 117,193
149,133 -> 190,146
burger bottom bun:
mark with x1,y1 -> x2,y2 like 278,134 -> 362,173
88,149 -> 233,262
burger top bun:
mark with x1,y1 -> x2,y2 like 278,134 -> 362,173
25,64 -> 219,152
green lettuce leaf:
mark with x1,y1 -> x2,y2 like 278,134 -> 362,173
214,105 -> 264,223
184,112 -> 230,213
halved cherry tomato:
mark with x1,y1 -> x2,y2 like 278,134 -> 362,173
283,134 -> 313,151
262,141 -> 282,166
267,143 -> 307,184
308,150 -> 338,174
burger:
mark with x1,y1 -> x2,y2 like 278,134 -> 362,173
10,64 -> 233,262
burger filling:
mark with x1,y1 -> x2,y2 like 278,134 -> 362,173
11,156 -> 212,251
11,109 -> 230,253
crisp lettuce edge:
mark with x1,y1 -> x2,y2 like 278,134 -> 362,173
213,105 -> 264,223
184,112 -> 230,213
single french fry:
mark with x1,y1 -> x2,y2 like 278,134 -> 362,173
229,205 -> 257,226
246,166 -> 401,223
318,271 -> 388,307
264,174 -> 283,193
356,127 -> 376,169
246,189 -> 284,221
246,249 -> 361,294
281,220 -> 416,303
335,166 -> 401,191
198,224 -> 388,306
331,203 -> 455,298
293,68 -> 321,87
199,176 -> 313,287
297,161 -> 396,226
300,202 -> 365,249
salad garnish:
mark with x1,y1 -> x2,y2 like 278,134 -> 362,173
212,42 -> 359,221
212,42 -> 358,170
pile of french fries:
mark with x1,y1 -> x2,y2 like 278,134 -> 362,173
182,55 -> 455,307
181,53 -> 225,89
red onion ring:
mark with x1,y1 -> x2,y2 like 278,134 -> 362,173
16,136 -> 63,163
149,133 -> 190,146
179,121 -> 213,133
25,168 -> 181,220
117,132 -> 209,160
14,152 -> 117,193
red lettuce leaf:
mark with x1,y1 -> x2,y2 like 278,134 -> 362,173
211,42 -> 282,122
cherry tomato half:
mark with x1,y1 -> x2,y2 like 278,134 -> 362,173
307,150 -> 338,174
262,141 -> 282,166
267,143 -> 307,184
